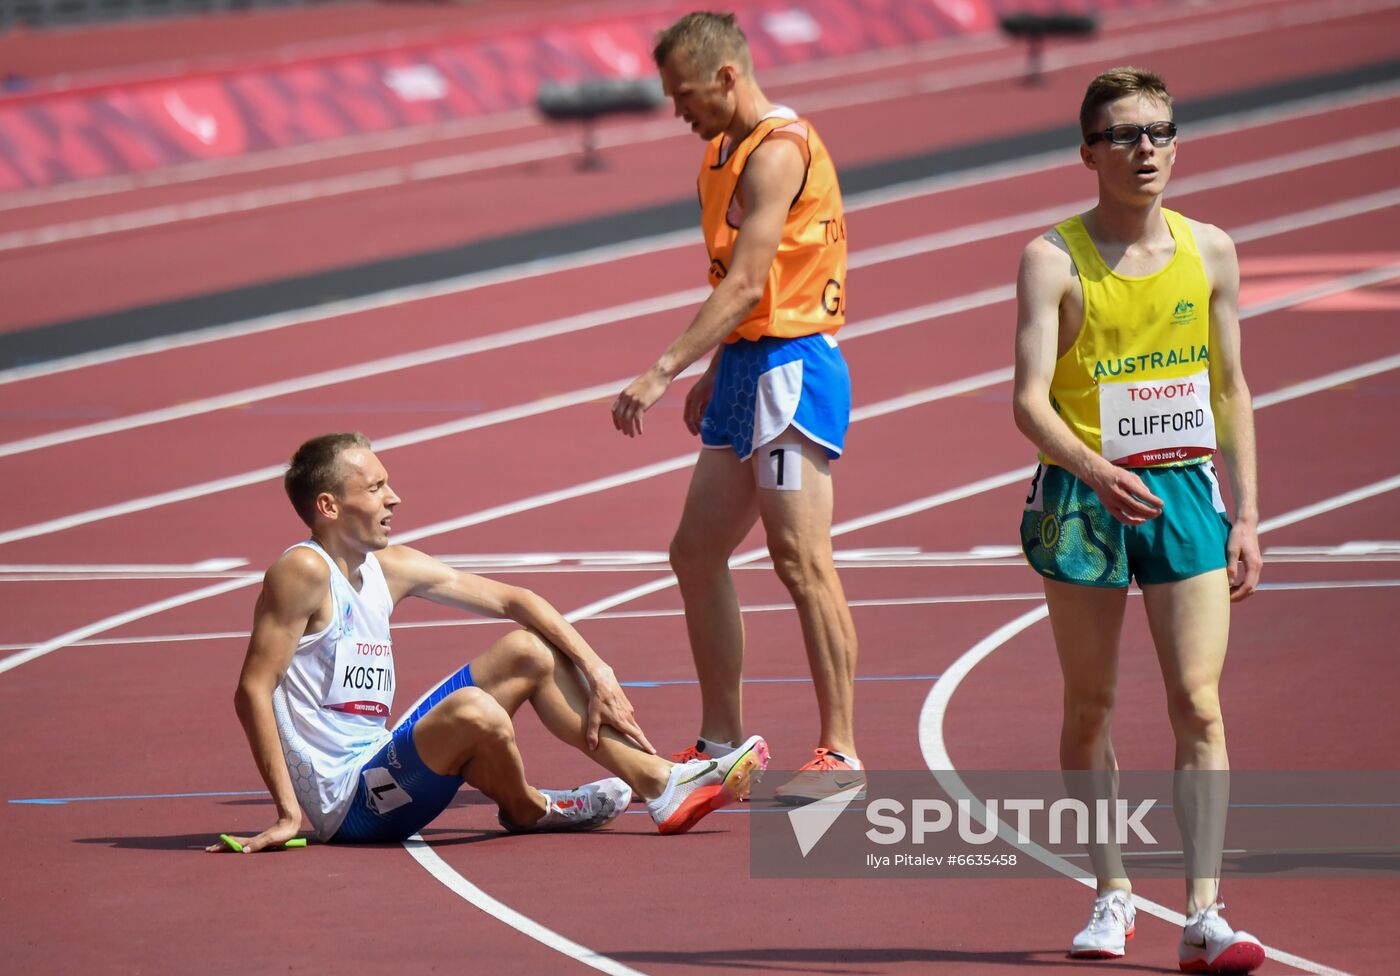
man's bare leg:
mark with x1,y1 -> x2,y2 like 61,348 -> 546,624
669,447 -> 760,746
471,629 -> 672,800
411,685 -> 547,826
1044,577 -> 1132,893
1141,568 -> 1232,914
754,430 -> 857,755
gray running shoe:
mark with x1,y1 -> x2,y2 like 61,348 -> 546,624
499,777 -> 632,833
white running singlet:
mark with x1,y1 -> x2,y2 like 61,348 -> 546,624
271,541 -> 396,838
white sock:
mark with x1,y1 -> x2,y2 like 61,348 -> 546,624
827,750 -> 862,769
697,736 -> 736,755
647,763 -> 684,813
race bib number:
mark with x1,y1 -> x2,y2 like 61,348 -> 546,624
324,636 -> 395,717
759,444 -> 802,491
1099,369 -> 1216,466
362,766 -> 412,815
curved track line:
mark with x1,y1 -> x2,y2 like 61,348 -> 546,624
401,837 -> 648,976
410,478 -> 1400,975
913,478 -> 1400,976
3,357 -> 1393,968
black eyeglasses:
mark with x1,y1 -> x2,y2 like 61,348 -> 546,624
1085,121 -> 1177,146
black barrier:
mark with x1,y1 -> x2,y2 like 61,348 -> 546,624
535,77 -> 666,169
999,12 -> 1098,85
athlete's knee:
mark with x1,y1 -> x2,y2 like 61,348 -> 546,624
767,532 -> 834,594
1166,686 -> 1225,744
1062,689 -> 1116,742
498,628 -> 556,682
670,526 -> 731,577
442,687 -> 513,742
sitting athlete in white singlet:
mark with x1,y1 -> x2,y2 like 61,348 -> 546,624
208,432 -> 769,852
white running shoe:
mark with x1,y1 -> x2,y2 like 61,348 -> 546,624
1178,902 -> 1265,974
646,734 -> 769,834
1070,888 -> 1136,958
499,777 -> 632,833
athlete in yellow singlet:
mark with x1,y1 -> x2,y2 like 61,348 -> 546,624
611,12 -> 862,803
1012,68 -> 1265,973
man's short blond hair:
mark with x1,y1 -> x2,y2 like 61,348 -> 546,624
653,11 -> 753,76
284,431 -> 371,528
1079,66 -> 1172,141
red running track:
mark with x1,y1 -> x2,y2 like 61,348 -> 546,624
2,0 -> 1398,973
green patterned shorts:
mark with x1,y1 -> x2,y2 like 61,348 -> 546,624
1020,461 -> 1231,588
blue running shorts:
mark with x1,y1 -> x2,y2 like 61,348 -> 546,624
701,332 -> 851,461
331,663 -> 474,843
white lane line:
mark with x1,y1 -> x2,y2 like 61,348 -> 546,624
21,311 -> 1388,673
4,0 -> 1380,255
16,578 -> 1393,651
400,836 -> 648,976
559,468 -> 1037,624
0,292 -> 704,460
4,82 -> 1396,390
2,302 -> 1394,675
0,0 -> 1314,217
1,334 -> 1388,970
849,133 -> 1400,273
0,576 -> 254,677
0,297 -> 1015,546
4,135 -> 1397,468
1232,189 -> 1400,244
914,482 -> 1400,976
0,368 -> 1017,672
840,80 -> 1400,215
420,385 -> 1399,975
1258,474 -> 1400,532
0,559 -> 246,573
1254,351 -> 1400,408
0,0 -> 1293,214
801,0 -> 1398,116
4,235 -> 1396,550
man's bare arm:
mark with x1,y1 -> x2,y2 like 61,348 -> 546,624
612,136 -> 806,436
206,549 -> 326,852
379,546 -> 655,752
1199,221 -> 1262,600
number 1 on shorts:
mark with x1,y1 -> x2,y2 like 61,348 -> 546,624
760,445 -> 802,491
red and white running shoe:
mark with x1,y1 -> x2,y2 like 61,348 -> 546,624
647,735 -> 769,835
